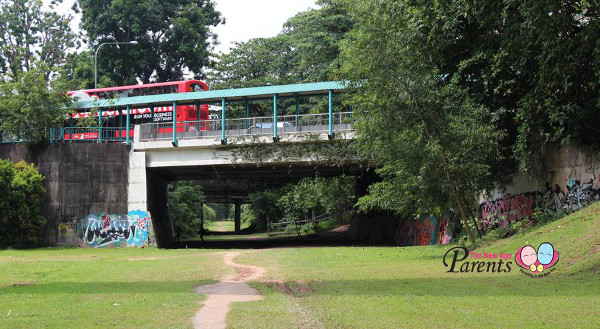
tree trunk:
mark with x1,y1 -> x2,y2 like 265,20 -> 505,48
449,184 -> 477,246
403,81 -> 477,246
439,152 -> 477,247
472,216 -> 483,238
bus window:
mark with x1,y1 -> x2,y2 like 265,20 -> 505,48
191,84 -> 204,92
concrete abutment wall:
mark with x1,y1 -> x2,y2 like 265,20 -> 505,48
0,143 -> 130,246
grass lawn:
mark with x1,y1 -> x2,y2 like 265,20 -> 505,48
0,203 -> 599,328
202,232 -> 270,241
0,248 -> 231,329
205,221 -> 249,233
229,202 -> 600,329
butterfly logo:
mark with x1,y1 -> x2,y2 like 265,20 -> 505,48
515,242 -> 559,273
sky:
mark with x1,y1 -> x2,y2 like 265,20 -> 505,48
45,0 -> 317,54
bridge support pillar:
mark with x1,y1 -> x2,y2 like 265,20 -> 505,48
234,202 -> 241,233
127,139 -> 147,213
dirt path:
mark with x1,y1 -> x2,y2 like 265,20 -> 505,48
193,251 -> 264,329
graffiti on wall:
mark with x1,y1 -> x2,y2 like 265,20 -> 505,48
82,210 -> 155,248
480,179 -> 600,231
397,215 -> 451,246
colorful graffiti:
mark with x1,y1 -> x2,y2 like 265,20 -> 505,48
480,193 -> 536,230
480,179 -> 600,231
397,216 -> 451,246
82,210 -> 154,248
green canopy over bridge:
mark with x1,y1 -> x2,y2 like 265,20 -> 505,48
74,81 -> 347,109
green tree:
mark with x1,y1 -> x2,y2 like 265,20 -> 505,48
278,176 -> 355,223
0,0 -> 78,80
247,188 -> 284,230
0,160 -> 47,248
209,36 -> 299,90
78,0 -> 223,85
0,65 -> 72,143
167,181 -> 205,240
340,0 -> 505,245
389,1 -> 600,174
282,0 -> 354,82
63,51 -> 116,90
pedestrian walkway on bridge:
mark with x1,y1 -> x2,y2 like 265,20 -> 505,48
0,81 -> 353,146
72,81 -> 351,147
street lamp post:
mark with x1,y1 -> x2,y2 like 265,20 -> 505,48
94,41 -> 138,89
93,41 -> 138,142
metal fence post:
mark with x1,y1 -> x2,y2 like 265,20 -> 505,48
244,97 -> 249,129
221,98 -> 227,145
126,106 -> 131,145
195,102 -> 201,132
273,94 -> 279,142
172,101 -> 178,147
328,89 -> 334,140
150,105 -> 155,138
98,108 -> 103,142
295,93 -> 300,127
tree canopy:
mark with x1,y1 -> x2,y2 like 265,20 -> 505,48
167,181 -> 208,240
339,0 -> 506,244
387,0 -> 600,173
0,0 -> 78,80
0,65 -> 72,143
78,0 -> 223,86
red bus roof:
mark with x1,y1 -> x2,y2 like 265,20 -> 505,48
67,80 -> 207,95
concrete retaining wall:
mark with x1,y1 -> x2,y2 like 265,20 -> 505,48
480,143 -> 600,231
0,143 -> 129,246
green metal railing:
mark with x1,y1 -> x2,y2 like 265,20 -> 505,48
139,112 -> 354,142
12,127 -> 131,143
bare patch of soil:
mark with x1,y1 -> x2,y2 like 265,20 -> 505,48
127,257 -> 159,261
265,280 -> 314,297
11,282 -> 35,287
192,252 -> 264,329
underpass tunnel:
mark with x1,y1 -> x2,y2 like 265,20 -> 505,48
146,163 -> 372,248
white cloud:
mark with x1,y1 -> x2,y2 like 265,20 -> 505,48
211,0 -> 316,53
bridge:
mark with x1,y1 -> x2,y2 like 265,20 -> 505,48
0,81 -> 374,248
113,81 -> 364,247
65,81 -> 350,145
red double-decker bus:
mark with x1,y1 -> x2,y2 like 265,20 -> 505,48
67,80 -> 209,140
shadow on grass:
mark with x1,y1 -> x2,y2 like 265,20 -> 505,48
1,276 -> 598,297
0,280 -> 217,295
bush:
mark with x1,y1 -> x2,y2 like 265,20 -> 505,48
533,206 -> 568,225
0,160 -> 47,248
